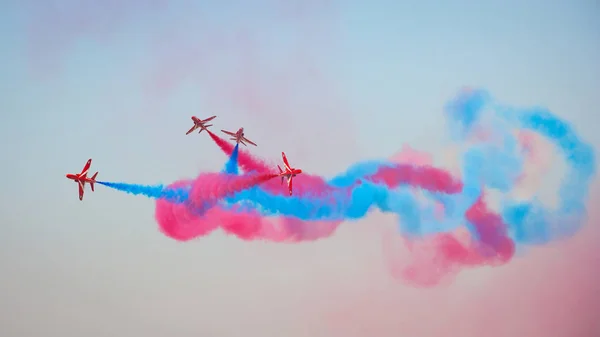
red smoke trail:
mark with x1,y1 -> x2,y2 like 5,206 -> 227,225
236,173 -> 345,242
154,180 -> 219,241
401,195 -> 514,282
368,164 -> 463,193
154,151 -> 467,246
209,132 -> 462,196
382,147 -> 517,287
159,138 -> 471,248
157,140 -> 516,285
159,131 -> 347,242
155,172 -> 276,240
154,169 -> 343,242
207,131 -> 271,173
155,184 -> 342,242
188,172 -> 278,206
466,195 -> 515,264
208,130 -> 345,201
218,209 -> 342,242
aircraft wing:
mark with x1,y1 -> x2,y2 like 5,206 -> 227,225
203,116 -> 216,122
281,152 -> 292,171
287,176 -> 293,196
80,159 -> 92,176
242,136 -> 257,146
186,125 -> 198,135
221,130 -> 236,136
78,181 -> 85,201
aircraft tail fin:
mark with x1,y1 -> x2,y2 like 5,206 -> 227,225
277,165 -> 284,184
90,172 -> 98,191
199,124 -> 213,133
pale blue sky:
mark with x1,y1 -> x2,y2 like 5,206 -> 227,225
1,1 -> 598,336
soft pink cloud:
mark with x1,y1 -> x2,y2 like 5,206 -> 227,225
23,0 -> 166,78
390,144 -> 434,166
142,1 -> 356,167
22,0 -> 356,165
322,186 -> 600,337
514,130 -> 555,198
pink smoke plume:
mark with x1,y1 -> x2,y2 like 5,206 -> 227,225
156,128 -> 541,287
156,133 -> 472,248
380,131 -> 556,287
381,145 -> 515,287
154,145 -> 345,242
382,196 -> 514,287
156,191 -> 344,243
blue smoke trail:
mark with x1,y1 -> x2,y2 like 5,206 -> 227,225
100,143 -> 240,203
445,89 -> 596,245
436,90 -> 526,240
98,144 -> 238,207
223,143 -> 517,237
222,143 -> 239,175
327,160 -> 397,187
220,90 -> 595,244
97,181 -> 189,203
218,93 -> 526,237
95,89 -> 595,248
505,108 -> 596,244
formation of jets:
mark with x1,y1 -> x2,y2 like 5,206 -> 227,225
66,115 -> 304,200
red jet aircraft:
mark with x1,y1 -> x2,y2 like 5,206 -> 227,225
277,152 -> 303,196
185,115 -> 216,135
220,127 -> 257,146
65,159 -> 98,201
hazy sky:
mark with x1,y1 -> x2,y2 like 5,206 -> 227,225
1,1 -> 599,337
